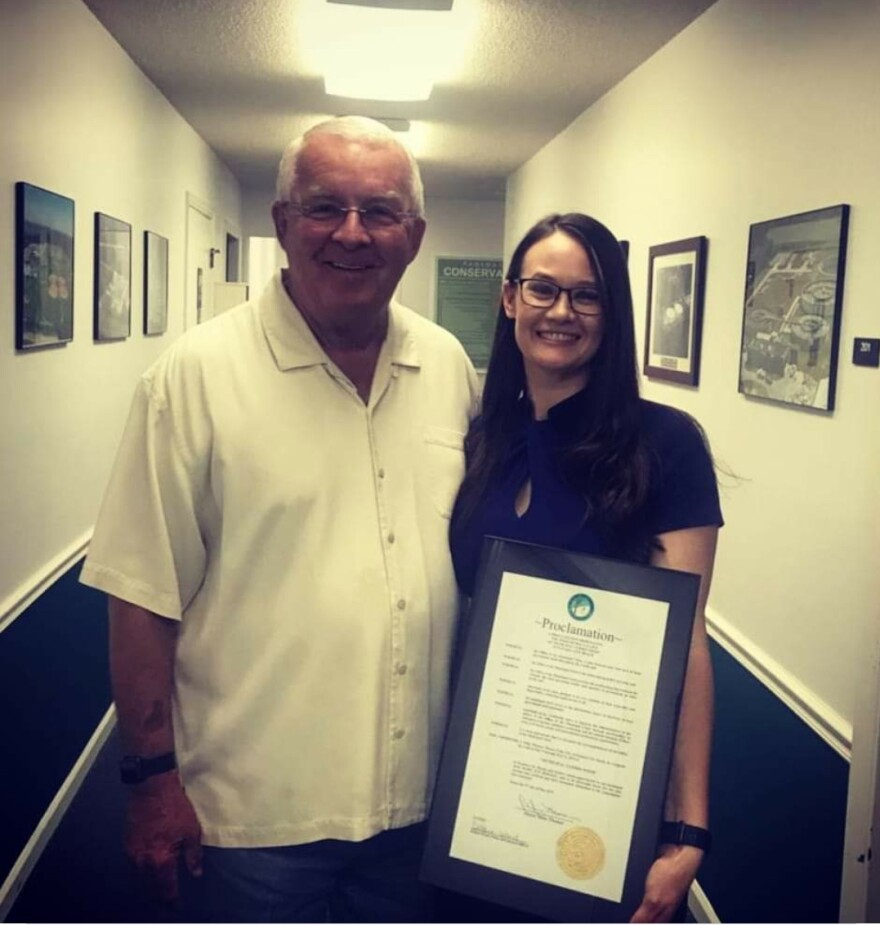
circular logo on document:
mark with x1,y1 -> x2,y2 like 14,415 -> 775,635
556,826 -> 606,880
567,593 -> 595,621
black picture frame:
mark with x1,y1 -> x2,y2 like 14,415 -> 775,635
144,231 -> 169,336
643,237 -> 707,386
422,538 -> 700,923
94,211 -> 132,341
619,240 -> 630,263
737,204 -> 849,412
15,182 -> 75,351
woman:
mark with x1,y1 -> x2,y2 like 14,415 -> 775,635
448,213 -> 722,923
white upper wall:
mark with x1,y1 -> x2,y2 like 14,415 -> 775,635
400,198 -> 505,320
0,0 -> 241,613
505,0 -> 880,727
242,186 -> 277,241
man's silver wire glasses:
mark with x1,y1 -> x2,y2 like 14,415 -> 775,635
288,202 -> 417,231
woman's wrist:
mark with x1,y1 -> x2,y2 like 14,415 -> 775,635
659,820 -> 712,854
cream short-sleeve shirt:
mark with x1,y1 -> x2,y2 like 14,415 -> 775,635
81,274 -> 479,847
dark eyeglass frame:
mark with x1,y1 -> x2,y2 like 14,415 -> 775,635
514,277 -> 603,317
287,201 -> 418,230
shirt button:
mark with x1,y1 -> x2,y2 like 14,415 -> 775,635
387,532 -> 395,544
377,468 -> 385,479
397,599 -> 406,611
393,729 -> 405,740
396,663 -> 408,675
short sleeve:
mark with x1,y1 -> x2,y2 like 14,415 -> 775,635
80,371 -> 209,619
644,406 -> 723,536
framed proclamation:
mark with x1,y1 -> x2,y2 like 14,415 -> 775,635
422,538 -> 701,922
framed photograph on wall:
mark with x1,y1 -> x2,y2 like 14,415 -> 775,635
643,236 -> 707,386
94,212 -> 132,341
738,204 -> 849,412
144,231 -> 169,336
15,182 -> 75,351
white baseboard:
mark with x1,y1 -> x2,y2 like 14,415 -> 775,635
0,532 -> 92,635
0,707 -> 116,922
689,878 -> 720,923
707,606 -> 851,760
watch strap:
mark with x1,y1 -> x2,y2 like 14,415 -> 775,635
660,820 -> 712,854
119,751 -> 177,785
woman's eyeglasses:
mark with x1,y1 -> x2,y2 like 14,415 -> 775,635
514,278 -> 602,317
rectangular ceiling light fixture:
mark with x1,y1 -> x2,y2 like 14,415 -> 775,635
316,0 -> 472,102
328,1 -> 453,9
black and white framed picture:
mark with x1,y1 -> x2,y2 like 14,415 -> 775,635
15,182 -> 75,350
643,236 -> 707,386
94,211 -> 132,341
144,231 -> 169,336
738,204 -> 849,412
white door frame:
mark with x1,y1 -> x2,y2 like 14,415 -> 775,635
841,626 -> 880,922
185,191 -> 215,329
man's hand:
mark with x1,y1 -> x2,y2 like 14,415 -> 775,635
629,844 -> 703,923
124,770 -> 203,904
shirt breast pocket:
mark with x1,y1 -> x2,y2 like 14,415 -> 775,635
422,425 -> 466,520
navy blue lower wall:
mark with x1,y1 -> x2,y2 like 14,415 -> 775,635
0,561 -> 111,887
700,639 -> 848,922
0,568 -> 851,923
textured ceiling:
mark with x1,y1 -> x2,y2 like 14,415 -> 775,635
81,0 -> 716,201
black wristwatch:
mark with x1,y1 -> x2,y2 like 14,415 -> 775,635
659,820 -> 712,854
119,751 -> 177,785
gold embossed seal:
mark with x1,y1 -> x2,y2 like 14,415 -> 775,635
556,826 -> 605,880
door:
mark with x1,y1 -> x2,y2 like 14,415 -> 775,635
841,632 -> 880,922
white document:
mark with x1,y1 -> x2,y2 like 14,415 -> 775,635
450,571 -> 669,902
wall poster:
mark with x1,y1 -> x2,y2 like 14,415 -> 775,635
435,256 -> 503,369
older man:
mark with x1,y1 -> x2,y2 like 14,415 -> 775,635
81,117 -> 478,922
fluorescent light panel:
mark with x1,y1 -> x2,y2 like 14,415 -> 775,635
314,0 -> 473,102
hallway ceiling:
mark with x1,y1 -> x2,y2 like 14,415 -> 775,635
81,0 -> 716,201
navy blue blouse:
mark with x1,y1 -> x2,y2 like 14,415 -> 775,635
450,391 -> 723,596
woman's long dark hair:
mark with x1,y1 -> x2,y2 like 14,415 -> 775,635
451,213 -> 651,550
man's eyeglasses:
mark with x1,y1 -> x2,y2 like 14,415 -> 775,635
288,201 -> 417,231
515,278 -> 603,317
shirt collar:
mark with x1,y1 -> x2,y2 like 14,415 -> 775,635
545,387 -> 590,426
259,272 -> 422,372
527,386 -> 593,439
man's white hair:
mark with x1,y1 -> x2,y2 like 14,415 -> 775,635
274,116 -> 425,217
